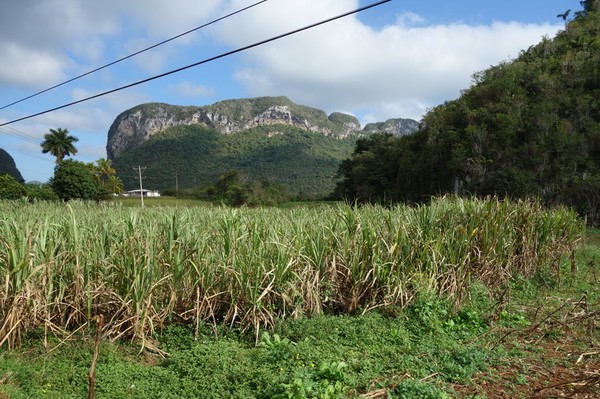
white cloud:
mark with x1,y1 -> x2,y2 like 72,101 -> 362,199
214,0 -> 561,121
0,0 -> 225,90
171,81 -> 216,97
0,43 -> 66,88
395,12 -> 426,27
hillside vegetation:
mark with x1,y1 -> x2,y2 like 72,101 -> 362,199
335,1 -> 600,225
113,124 -> 358,198
108,96 -> 419,198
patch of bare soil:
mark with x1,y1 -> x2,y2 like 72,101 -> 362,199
453,340 -> 599,398
453,296 -> 599,398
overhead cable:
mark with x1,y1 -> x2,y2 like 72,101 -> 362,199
0,0 -> 269,111
0,126 -> 40,144
0,0 -> 390,128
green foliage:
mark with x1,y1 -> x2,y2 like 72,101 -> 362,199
0,173 -> 26,199
327,111 -> 359,127
333,133 -> 403,203
479,167 -> 540,199
206,168 -> 288,206
334,4 -> 600,225
259,332 -> 297,361
113,125 -> 357,199
273,362 -> 347,399
389,379 -> 451,399
50,159 -> 98,201
24,183 -> 58,202
89,158 -> 124,199
40,127 -> 78,163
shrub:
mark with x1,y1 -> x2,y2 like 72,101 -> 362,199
25,183 -> 58,202
0,173 -> 26,199
50,160 -> 98,201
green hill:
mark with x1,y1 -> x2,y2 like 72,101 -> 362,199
113,124 -> 358,198
335,1 -> 600,225
107,96 -> 418,198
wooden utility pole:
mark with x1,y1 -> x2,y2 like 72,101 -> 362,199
134,166 -> 146,208
88,314 -> 104,399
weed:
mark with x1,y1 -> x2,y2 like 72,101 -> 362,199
259,331 -> 297,361
272,361 -> 348,399
389,379 -> 451,399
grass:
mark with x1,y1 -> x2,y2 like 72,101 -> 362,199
0,197 -> 595,398
115,196 -> 211,207
0,246 -> 596,398
0,197 -> 582,349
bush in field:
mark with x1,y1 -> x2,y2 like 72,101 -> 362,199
0,173 -> 26,199
25,183 -> 58,202
50,159 -> 98,201
213,169 -> 287,206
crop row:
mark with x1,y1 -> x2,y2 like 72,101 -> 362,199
0,197 -> 582,348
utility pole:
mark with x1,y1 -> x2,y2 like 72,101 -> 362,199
134,166 -> 146,208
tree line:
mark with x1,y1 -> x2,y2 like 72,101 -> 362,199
334,1 -> 600,226
1,128 -> 124,202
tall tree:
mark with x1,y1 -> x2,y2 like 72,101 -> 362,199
90,158 -> 116,185
50,159 -> 98,201
90,158 -> 124,198
41,128 -> 78,163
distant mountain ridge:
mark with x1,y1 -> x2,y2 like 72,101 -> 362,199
106,96 -> 419,197
107,96 -> 418,159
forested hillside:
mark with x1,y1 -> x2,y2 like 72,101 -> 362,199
109,96 -> 420,198
335,1 -> 600,225
114,124 -> 358,198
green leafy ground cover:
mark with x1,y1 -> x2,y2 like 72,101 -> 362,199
0,230 -> 597,398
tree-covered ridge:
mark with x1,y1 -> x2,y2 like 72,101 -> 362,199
113,124 -> 358,198
335,1 -> 600,225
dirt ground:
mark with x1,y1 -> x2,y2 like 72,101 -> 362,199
452,309 -> 599,398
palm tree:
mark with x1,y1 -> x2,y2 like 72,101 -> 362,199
41,128 -> 78,163
104,175 -> 124,195
91,158 -> 116,184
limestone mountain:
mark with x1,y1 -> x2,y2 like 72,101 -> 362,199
363,118 -> 420,136
107,96 -> 418,197
0,148 -> 24,183
107,96 -> 364,159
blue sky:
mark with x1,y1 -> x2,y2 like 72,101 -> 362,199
0,0 -> 576,182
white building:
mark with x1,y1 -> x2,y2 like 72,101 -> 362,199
125,189 -> 161,197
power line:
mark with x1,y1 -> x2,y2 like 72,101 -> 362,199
0,0 -> 390,128
0,0 -> 269,111
0,126 -> 40,144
